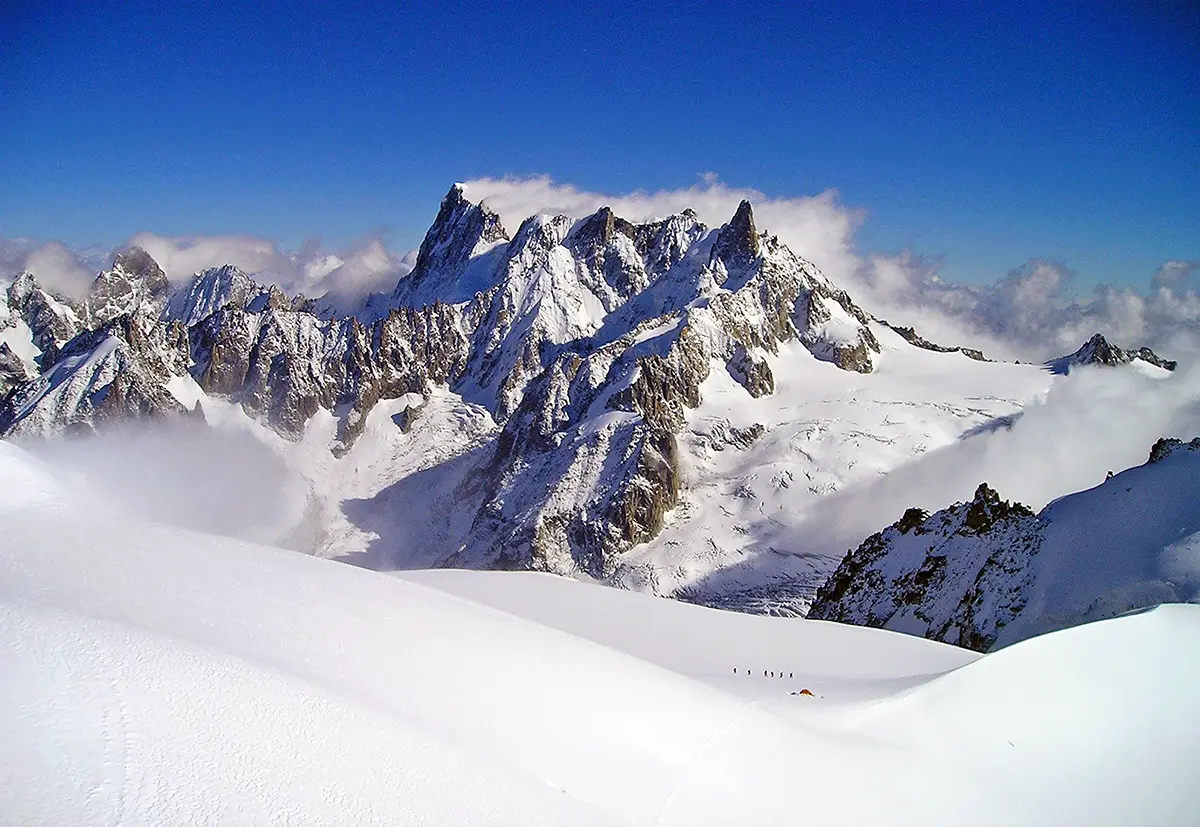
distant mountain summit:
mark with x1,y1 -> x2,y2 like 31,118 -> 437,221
1046,332 -> 1176,374
809,437 -> 1200,650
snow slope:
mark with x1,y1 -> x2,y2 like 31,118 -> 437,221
998,436 -> 1200,645
2,441 -> 1196,825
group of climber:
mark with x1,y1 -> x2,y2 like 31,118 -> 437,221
732,667 -> 793,678
730,667 -> 817,696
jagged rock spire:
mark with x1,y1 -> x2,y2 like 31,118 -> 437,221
711,199 -> 760,270
402,184 -> 509,294
571,206 -> 617,248
85,246 -> 169,328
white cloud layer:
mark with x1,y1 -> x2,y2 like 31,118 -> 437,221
126,231 -> 417,300
1,232 -> 417,304
26,419 -> 311,548
0,238 -> 98,299
790,361 -> 1200,559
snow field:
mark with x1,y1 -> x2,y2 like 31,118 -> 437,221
2,441 -> 1195,825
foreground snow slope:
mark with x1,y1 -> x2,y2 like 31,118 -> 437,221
401,569 -> 975,701
1,441 -> 1195,825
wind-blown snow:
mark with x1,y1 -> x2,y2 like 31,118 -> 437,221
1,441 -> 1195,825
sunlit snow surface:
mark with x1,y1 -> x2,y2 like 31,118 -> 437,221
2,441 -> 1196,825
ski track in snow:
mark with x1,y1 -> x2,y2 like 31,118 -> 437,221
653,698 -> 755,826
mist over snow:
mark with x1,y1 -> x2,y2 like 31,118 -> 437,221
22,420 -> 312,548
787,362 -> 1200,560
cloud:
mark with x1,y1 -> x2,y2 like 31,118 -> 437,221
0,238 -> 98,299
1151,260 -> 1197,292
853,254 -> 1200,363
2,231 -> 418,305
128,232 -> 288,283
788,361 -> 1200,559
25,418 -> 313,548
305,235 -> 418,299
123,231 -> 417,300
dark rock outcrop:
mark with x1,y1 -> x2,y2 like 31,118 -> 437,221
883,322 -> 988,361
0,343 -> 29,396
6,273 -> 82,367
809,483 -> 1042,652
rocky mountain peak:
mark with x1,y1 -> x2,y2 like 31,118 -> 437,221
111,246 -> 165,282
164,264 -> 259,327
1,181 -> 1011,591
710,199 -> 760,271
1078,333 -> 1121,364
400,184 -> 510,297
1148,436 -> 1200,464
809,481 -> 1043,650
5,272 -> 82,367
1047,332 -> 1176,374
962,482 -> 1033,534
0,343 -> 30,396
810,437 -> 1200,652
7,272 -> 39,307
86,247 -> 169,328
569,206 -> 620,250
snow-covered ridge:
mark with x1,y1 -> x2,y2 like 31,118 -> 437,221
809,437 -> 1200,650
1,440 -> 1195,825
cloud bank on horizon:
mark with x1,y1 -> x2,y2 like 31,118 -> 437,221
0,233 -> 417,307
4,175 -> 1197,363
785,360 -> 1200,562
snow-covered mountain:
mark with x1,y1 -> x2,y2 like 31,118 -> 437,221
809,437 -> 1200,650
0,189 -> 879,551
0,184 -> 1186,615
2,439 -> 1195,825
1046,332 -> 1176,374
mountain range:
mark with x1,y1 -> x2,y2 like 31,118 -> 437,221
0,184 -> 1188,625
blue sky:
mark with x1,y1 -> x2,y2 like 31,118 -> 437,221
1,0 -> 1196,289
